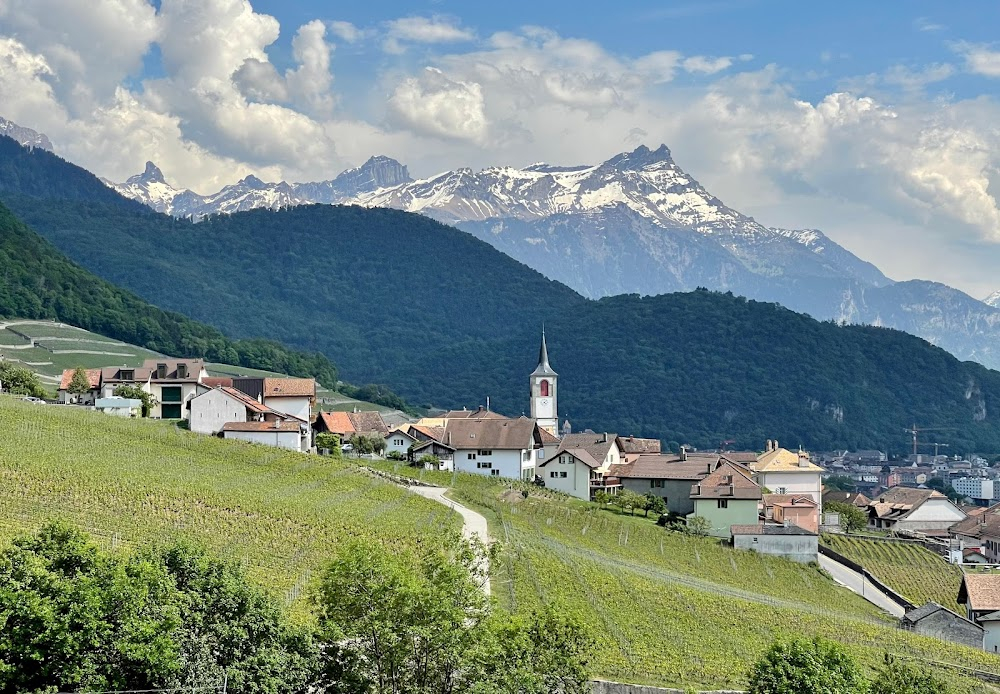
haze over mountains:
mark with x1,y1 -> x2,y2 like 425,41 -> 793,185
106,131 -> 1000,371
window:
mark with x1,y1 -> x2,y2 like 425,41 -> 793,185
477,461 -> 493,469
161,386 -> 182,403
161,404 -> 182,419
120,370 -> 134,381
540,379 -> 549,397
394,438 -> 404,446
717,500 -> 729,509
467,453 -> 476,460
650,480 -> 665,488
775,487 -> 787,495
559,472 -> 567,478
491,469 -> 500,476
478,449 -> 492,456
550,471 -> 559,478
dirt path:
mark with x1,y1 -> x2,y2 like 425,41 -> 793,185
406,485 -> 491,596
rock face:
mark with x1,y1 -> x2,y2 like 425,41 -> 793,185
0,117 -> 53,151
108,144 -> 1000,370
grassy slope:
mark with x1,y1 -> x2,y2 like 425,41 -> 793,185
822,534 -> 966,614
1,319 -> 394,413
373,463 -> 1000,691
0,397 -> 459,614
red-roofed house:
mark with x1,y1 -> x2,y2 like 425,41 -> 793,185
57,368 -> 102,405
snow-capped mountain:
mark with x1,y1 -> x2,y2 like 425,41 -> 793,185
0,117 -> 52,151
108,143 -> 1000,370
984,290 -> 1000,308
107,156 -> 411,219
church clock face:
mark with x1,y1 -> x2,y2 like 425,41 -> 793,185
537,397 -> 552,417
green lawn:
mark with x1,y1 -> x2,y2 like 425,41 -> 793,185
0,396 -> 459,615
373,461 -> 1000,691
822,534 -> 966,614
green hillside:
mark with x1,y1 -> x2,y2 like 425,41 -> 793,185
822,534 -> 966,613
0,396 -> 455,612
371,462 -> 999,690
5,137 -> 1000,452
0,199 -> 337,387
2,397 -> 997,691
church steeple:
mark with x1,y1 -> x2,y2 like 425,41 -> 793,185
531,329 -> 557,377
530,328 -> 558,436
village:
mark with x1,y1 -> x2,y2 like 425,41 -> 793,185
45,331 -> 1000,658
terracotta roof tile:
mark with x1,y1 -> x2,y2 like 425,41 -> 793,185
960,574 -> 1000,612
317,411 -> 355,435
347,411 -> 388,436
59,368 -> 101,391
691,462 -> 761,500
217,386 -> 274,415
202,377 -> 233,388
609,454 -> 719,480
263,378 -> 316,398
618,437 -> 661,454
442,416 -> 537,450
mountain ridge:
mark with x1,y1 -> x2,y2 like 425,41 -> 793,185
4,136 -> 1000,452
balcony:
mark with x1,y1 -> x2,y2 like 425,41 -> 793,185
590,476 -> 621,488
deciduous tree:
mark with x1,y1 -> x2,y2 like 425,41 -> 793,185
747,637 -> 868,694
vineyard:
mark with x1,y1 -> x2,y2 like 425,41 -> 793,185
822,534 -> 966,614
374,461 -> 1000,691
0,396 -> 460,614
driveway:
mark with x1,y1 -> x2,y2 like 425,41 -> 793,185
819,555 -> 905,618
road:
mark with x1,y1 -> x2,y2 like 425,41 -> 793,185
406,485 -> 491,596
819,555 -> 905,618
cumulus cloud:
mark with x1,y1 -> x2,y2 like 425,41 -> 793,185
388,67 -> 488,143
953,41 -> 1000,77
682,56 -> 733,74
383,16 -> 474,54
329,20 -> 364,43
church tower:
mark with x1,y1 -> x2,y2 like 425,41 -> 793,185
530,330 -> 558,436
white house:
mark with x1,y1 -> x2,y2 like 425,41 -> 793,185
222,420 -> 304,451
538,432 -> 624,500
868,487 -> 967,532
446,416 -> 547,481
749,441 -> 825,515
95,396 -> 141,417
385,428 -> 419,457
259,378 -> 315,423
188,386 -> 285,435
99,359 -> 209,419
57,368 -> 102,405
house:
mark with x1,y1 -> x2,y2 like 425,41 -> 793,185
258,378 -> 315,423
958,574 -> 1000,651
689,461 -> 761,538
222,420 -> 305,451
385,427 -> 420,457
847,450 -> 887,464
822,490 -> 871,509
411,440 -> 456,470
609,452 -> 722,516
57,368 -> 101,405
446,416 -> 548,481
730,524 -> 818,563
100,359 -> 208,419
895,466 -> 936,487
868,487 -> 967,532
899,602 -> 983,649
315,409 -> 389,442
538,432 -> 625,501
188,386 -> 288,436
763,494 -> 819,533
748,441 -> 824,514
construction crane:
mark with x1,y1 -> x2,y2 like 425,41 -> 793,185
903,424 -> 956,457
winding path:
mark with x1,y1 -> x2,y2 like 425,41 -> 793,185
406,485 -> 491,596
818,555 -> 905,618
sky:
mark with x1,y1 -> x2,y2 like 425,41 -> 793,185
1,0 -> 1000,297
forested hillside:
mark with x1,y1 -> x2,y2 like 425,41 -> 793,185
0,203 -> 337,386
4,137 -> 1000,452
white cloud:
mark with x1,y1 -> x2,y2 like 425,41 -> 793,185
383,16 -> 474,54
329,20 -> 363,43
284,20 -> 335,117
682,55 -> 733,74
914,17 -> 945,32
388,67 -> 488,143
953,41 -> 1000,77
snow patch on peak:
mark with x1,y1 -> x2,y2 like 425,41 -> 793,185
984,290 -> 1000,308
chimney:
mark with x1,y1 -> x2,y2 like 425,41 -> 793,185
766,439 -> 772,452
729,484 -> 735,497
601,432 -> 608,443
273,419 -> 280,429
783,519 -> 790,528
679,446 -> 687,462
694,483 -> 701,496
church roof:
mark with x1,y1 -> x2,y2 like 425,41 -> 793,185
530,330 -> 557,377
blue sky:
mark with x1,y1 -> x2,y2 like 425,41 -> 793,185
1,0 -> 1000,296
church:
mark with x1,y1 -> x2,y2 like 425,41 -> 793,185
529,330 -> 560,438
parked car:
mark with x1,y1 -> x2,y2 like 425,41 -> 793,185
20,396 -> 44,404
341,443 -> 354,452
